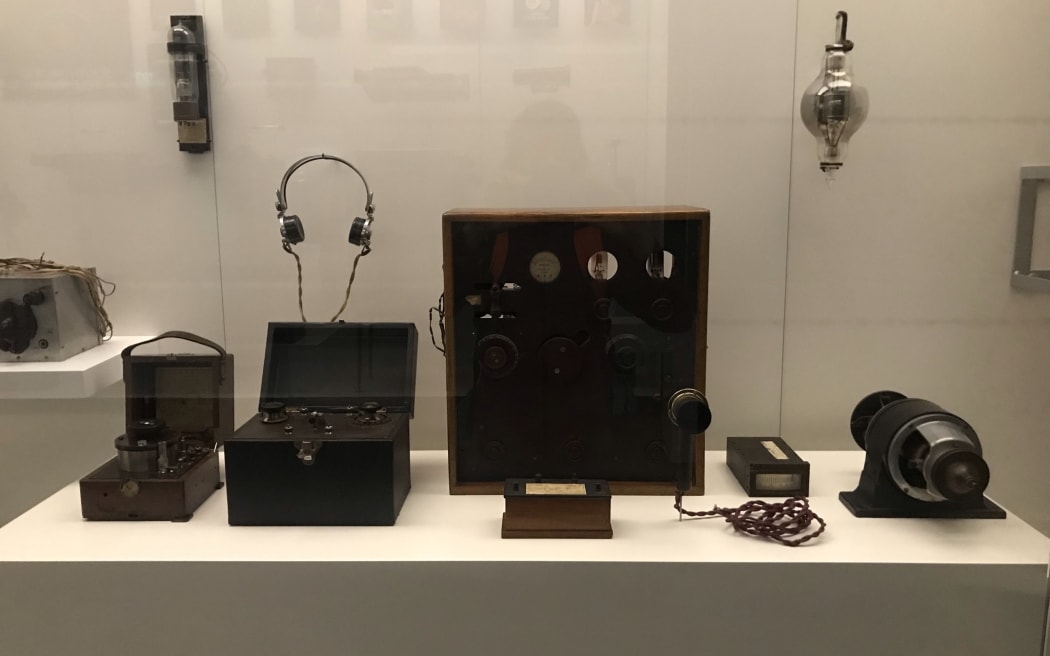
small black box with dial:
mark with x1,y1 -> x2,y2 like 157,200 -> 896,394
726,436 -> 810,497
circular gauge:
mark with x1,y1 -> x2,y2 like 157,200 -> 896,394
529,251 -> 561,283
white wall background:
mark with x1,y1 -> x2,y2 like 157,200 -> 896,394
1,0 -> 1048,535
782,0 -> 1050,534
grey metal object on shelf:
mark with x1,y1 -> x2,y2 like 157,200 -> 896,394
1012,166 -> 1050,292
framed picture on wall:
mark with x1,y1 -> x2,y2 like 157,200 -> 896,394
440,0 -> 484,35
295,0 -> 341,37
222,0 -> 271,38
514,0 -> 559,28
584,0 -> 630,27
367,0 -> 413,37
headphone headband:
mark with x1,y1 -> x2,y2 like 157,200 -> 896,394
275,153 -> 375,216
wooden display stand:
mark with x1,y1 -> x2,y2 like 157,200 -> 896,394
501,478 -> 613,539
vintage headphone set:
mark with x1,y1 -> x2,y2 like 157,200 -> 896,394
273,153 -> 376,322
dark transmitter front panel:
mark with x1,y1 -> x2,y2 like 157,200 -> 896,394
443,207 -> 710,495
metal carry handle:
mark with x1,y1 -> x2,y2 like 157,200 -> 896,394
121,331 -> 227,360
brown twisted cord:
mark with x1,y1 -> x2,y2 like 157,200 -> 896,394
282,241 -> 307,322
428,292 -> 445,354
0,255 -> 116,340
282,241 -> 364,323
674,494 -> 827,547
328,250 -> 365,323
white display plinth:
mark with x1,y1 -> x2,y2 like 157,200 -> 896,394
0,451 -> 1046,656
0,336 -> 151,399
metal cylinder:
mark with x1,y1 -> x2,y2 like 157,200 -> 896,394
855,393 -> 991,503
114,419 -> 176,475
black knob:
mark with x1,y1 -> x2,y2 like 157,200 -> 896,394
0,299 -> 38,354
607,334 -> 642,373
540,336 -> 582,381
483,345 -> 508,370
478,335 -> 518,378
593,298 -> 612,320
22,290 -> 46,306
353,401 -> 389,426
127,418 -> 167,441
260,401 -> 288,424
651,298 -> 674,321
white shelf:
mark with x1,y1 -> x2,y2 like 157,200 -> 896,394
0,336 -> 152,399
0,451 -> 1046,564
0,451 -> 1046,656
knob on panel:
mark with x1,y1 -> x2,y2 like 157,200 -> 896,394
260,401 -> 289,424
539,336 -> 582,382
478,334 -> 519,379
0,298 -> 39,354
606,334 -> 642,373
352,401 -> 389,425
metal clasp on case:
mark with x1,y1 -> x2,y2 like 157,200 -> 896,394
295,440 -> 321,466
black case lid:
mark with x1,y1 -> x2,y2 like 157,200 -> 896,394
259,322 -> 418,416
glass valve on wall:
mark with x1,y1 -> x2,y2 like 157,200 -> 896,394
800,11 -> 868,181
166,16 -> 211,153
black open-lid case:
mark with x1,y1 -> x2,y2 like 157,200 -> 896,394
258,322 -> 418,414
224,322 -> 418,526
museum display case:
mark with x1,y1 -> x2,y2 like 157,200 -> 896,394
1,2 -> 1048,654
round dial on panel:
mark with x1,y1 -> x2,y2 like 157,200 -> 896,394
529,251 -> 561,283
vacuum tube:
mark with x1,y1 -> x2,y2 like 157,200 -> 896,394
800,11 -> 868,181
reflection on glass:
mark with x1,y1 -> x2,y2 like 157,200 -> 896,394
295,0 -> 341,37
514,0 -> 559,28
440,0 -> 484,34
354,67 -> 470,103
585,0 -> 630,27
2,0 -> 133,99
512,66 -> 571,93
222,0 -> 270,38
486,101 -> 628,207
265,58 -> 317,100
367,0 -> 413,37
150,0 -> 195,31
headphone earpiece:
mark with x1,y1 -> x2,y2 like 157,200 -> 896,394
348,216 -> 371,248
280,215 -> 306,244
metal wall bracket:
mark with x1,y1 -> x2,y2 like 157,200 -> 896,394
1012,166 -> 1050,292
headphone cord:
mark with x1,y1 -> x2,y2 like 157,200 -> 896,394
428,292 -> 446,354
673,494 -> 827,547
282,241 -> 365,323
